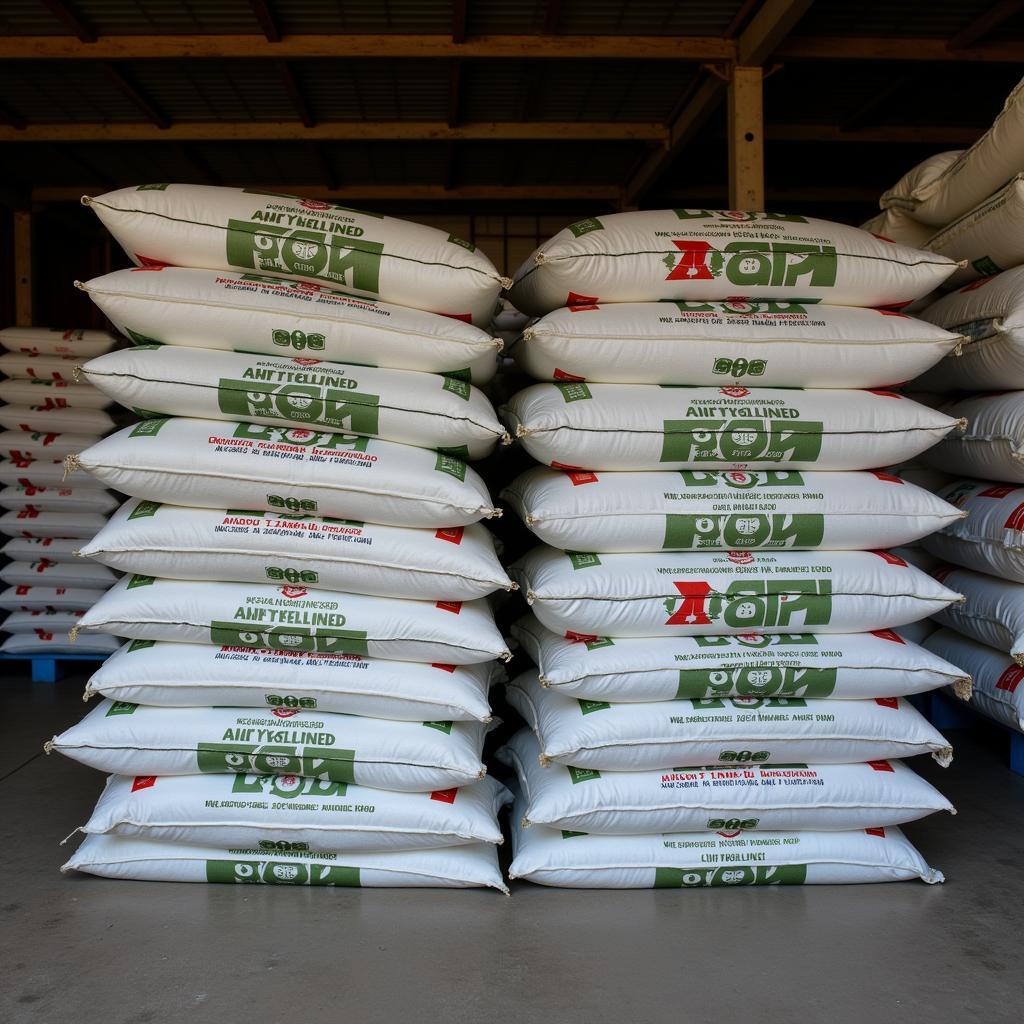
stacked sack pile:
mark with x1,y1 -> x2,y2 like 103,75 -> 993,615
861,75 -> 1024,744
50,183 -> 517,892
493,209 -> 971,888
0,326 -> 123,662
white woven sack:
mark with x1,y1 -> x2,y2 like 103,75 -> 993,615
924,628 -> 1024,733
69,418 -> 498,528
514,301 -> 960,388
0,352 -> 81,381
3,608 -> 84,633
63,833 -> 507,890
2,536 -> 81,560
84,184 -> 506,326
82,773 -> 510,852
0,485 -> 117,514
0,378 -> 112,409
498,728 -> 953,834
0,510 -> 108,540
0,584 -> 107,611
0,559 -> 116,590
80,498 -> 511,601
501,384 -> 961,472
928,176 -> 1024,289
0,430 -> 100,462
75,575 -> 510,665
880,151 -> 964,216
922,391 -> 1024,483
81,348 -> 506,460
931,563 -> 1024,664
510,615 -> 970,702
49,700 -> 488,792
917,266 -> 1024,391
79,267 -> 501,384
507,210 -> 958,315
0,460 -> 106,490
507,799 -> 942,887
860,209 -> 935,249
509,547 -> 962,638
1,632 -> 117,656
0,326 -> 117,357
501,467 -> 962,553
923,479 -> 1024,582
0,405 -> 114,436
87,639 -> 497,723
506,670 -> 953,770
885,82 -> 1024,225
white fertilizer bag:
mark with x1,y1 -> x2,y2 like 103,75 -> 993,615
0,460 -> 107,490
0,585 -> 107,612
931,564 -> 1024,664
922,391 -> 1024,483
514,302 -> 960,388
917,267 -> 1024,391
0,431 -> 100,462
507,210 -> 959,316
63,833 -> 507,891
0,510 -> 108,540
3,608 -> 85,634
923,479 -> 1024,582
81,774 -> 510,853
69,418 -> 498,528
509,547 -> 963,639
0,378 -> 112,409
80,348 -> 506,460
74,575 -> 510,665
49,700 -> 488,792
2,536 -> 81,560
506,670 -> 953,770
0,406 -> 114,436
510,616 -> 970,702
83,185 -> 506,327
927,176 -> 1024,288
925,629 -> 1024,733
0,352 -> 81,381
0,326 -> 117,358
498,728 -> 953,834
860,208 -> 935,249
884,82 -> 1024,226
501,384 -> 961,472
1,632 -> 117,656
507,802 -> 942,887
80,499 -> 512,601
501,467 -> 962,553
0,560 -> 116,590
79,267 -> 501,384
87,639 -> 497,723
0,485 -> 117,515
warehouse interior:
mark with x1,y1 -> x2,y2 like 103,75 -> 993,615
3,3 -> 1024,1023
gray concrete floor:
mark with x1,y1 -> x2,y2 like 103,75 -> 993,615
3,671 -> 1023,1024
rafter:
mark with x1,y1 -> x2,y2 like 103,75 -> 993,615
278,62 -> 314,127
948,0 -> 1024,50
100,63 -> 170,129
39,0 -> 96,43
248,0 -> 282,43
452,0 -> 468,44
738,0 -> 816,65
543,0 -> 563,34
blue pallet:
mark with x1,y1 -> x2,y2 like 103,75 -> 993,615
0,652 -> 110,684
919,690 -> 1024,777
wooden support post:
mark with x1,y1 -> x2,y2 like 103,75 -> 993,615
728,66 -> 764,210
13,209 -> 32,326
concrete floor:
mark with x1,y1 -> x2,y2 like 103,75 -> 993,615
3,671 -> 1023,1024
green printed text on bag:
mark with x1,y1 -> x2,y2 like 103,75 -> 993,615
653,864 -> 807,887
217,378 -> 381,435
675,665 -> 837,700
663,513 -> 825,550
205,859 -> 361,886
196,742 -> 356,782
661,420 -> 823,465
209,621 -> 370,656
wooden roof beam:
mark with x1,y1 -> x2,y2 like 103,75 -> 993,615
776,36 -> 1024,61
100,63 -> 170,129
278,62 -> 314,127
452,0 -> 468,44
248,0 -> 282,43
948,0 -> 1024,51
39,0 -> 96,44
544,0 -> 563,34
738,0 -> 817,65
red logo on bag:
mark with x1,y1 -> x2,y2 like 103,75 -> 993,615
272,708 -> 301,719
870,629 -> 905,644
430,788 -> 459,804
553,368 -> 587,382
980,484 -> 1018,498
134,255 -> 169,269
666,581 -> 713,626
727,550 -> 754,565
566,291 -> 599,307
666,240 -> 714,281
551,461 -> 587,472
870,470 -> 903,484
867,760 -> 895,773
865,827 -> 886,838
874,697 -> 899,710
719,386 -> 750,398
866,389 -> 901,398
567,471 -> 598,486
431,663 -> 456,672
299,198 -> 331,210
291,358 -> 321,366
565,630 -> 599,643
716,830 -> 743,839
435,527 -> 464,545
436,601 -> 462,614
131,776 -> 157,792
279,586 -> 308,599
932,565 -> 955,584
1004,503 -> 1024,531
872,550 -> 907,566
996,665 -> 1024,693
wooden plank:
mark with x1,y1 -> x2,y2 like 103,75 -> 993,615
738,0 -> 817,65
728,66 -> 764,209
777,35 -> 1024,61
13,211 -> 32,327
767,123 -> 982,144
0,34 -> 737,60
0,121 -> 667,142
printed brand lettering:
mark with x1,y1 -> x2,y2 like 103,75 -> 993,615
205,860 -> 361,886
653,864 -> 807,887
679,470 -> 805,489
663,239 -> 836,289
231,772 -> 347,799
664,579 -> 832,629
196,742 -> 356,782
676,665 -> 836,700
272,329 -> 326,352
210,621 -> 369,656
663,513 -> 824,550
218,377 -> 381,435
662,419 -> 823,464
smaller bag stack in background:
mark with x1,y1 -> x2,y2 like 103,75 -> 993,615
0,326 -> 123,660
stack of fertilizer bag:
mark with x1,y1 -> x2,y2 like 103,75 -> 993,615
492,209 -> 970,888
51,184 -> 516,891
0,326 -> 123,661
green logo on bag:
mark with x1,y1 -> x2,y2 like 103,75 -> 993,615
129,418 -> 170,438
265,566 -> 320,585
442,376 -> 471,401
127,500 -> 162,520
555,381 -> 592,403
706,817 -> 760,830
267,494 -> 318,513
423,720 -> 454,734
210,622 -> 369,656
653,865 -> 806,888
232,773 -> 347,798
663,513 -> 824,550
663,579 -> 832,629
125,328 -> 163,346
126,574 -> 156,589
661,419 -> 823,465
266,693 -> 318,709
560,830 -> 588,839
105,701 -> 138,716
676,666 -> 836,700
568,217 -> 604,237
205,860 -> 361,887
218,377 -> 381,436
712,356 -> 766,378
271,329 -> 326,352
679,470 -> 804,489
578,699 -> 610,715
972,255 -> 1003,277
566,766 -> 601,784
448,234 -> 476,252
434,452 -> 467,481
567,552 -> 601,570
127,639 -> 156,653
137,183 -> 170,191
197,742 -> 356,782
